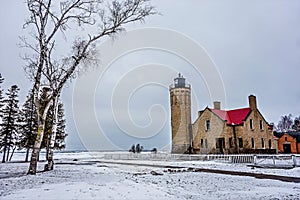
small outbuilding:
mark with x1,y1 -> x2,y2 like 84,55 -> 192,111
274,131 -> 300,154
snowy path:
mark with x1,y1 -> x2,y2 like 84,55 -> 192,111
0,152 -> 300,199
91,159 -> 300,183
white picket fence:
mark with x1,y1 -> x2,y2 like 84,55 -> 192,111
253,154 -> 299,167
104,153 -> 300,166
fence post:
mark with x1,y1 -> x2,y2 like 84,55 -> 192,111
292,155 -> 297,167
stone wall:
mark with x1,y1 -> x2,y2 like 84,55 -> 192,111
192,108 -> 276,154
192,108 -> 230,154
241,110 -> 276,152
170,87 -> 191,154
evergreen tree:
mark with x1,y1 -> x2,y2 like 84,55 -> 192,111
0,73 -> 4,116
0,85 -> 20,163
129,144 -> 136,153
19,91 -> 38,162
0,73 -> 3,85
292,116 -> 300,131
54,102 -> 67,150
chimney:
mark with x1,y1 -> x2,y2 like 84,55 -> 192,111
249,95 -> 257,110
213,101 -> 221,110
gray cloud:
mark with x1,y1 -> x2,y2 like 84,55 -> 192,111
1,1 -> 299,150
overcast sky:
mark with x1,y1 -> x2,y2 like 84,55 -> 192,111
0,1 -> 299,151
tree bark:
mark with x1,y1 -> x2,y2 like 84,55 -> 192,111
9,146 -> 16,161
47,96 -> 59,171
28,125 -> 43,174
25,148 -> 30,162
6,147 -> 10,162
2,144 -> 7,163
45,96 -> 59,171
28,100 -> 52,175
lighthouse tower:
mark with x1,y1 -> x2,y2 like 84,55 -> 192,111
169,73 -> 192,153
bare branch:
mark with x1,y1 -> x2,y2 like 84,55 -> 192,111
22,0 -> 157,175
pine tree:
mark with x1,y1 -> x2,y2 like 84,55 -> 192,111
19,91 -> 38,162
292,116 -> 300,131
0,85 -> 20,163
0,73 -> 4,116
53,102 -> 67,150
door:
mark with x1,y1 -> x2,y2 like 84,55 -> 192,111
217,138 -> 225,154
283,144 -> 291,154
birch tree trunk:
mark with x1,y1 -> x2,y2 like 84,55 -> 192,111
23,0 -> 157,174
28,99 -> 52,175
45,96 -> 59,171
25,147 -> 30,162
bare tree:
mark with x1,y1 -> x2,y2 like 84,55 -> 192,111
277,114 -> 293,132
22,0 -> 157,174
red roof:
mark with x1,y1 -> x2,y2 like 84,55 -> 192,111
211,108 -> 251,125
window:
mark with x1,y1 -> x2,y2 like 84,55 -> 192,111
285,137 -> 287,141
251,138 -> 255,148
200,139 -> 204,148
261,138 -> 265,148
216,139 -> 219,148
238,138 -> 243,148
259,120 -> 263,130
229,138 -> 233,148
205,139 -> 208,148
250,119 -> 253,130
174,96 -> 178,105
216,138 -> 225,149
206,120 -> 210,131
268,139 -> 272,149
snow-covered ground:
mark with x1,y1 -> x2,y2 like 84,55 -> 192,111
0,152 -> 300,200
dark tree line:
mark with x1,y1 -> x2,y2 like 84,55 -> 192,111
0,73 -> 67,163
129,144 -> 144,153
